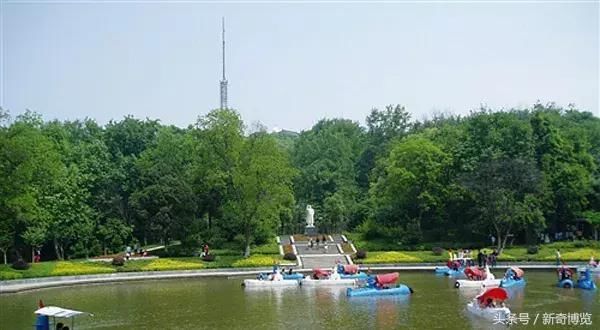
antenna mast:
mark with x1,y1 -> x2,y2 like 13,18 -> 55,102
220,17 -> 228,109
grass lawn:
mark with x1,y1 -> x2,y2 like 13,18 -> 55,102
0,253 -> 285,281
353,241 -> 600,264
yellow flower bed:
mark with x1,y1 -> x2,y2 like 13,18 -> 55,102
361,251 -> 422,264
50,262 -> 115,276
140,259 -> 203,271
551,248 -> 600,261
232,255 -> 281,268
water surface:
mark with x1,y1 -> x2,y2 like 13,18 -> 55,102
0,270 -> 597,329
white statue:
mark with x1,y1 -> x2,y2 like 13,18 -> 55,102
306,205 -> 315,227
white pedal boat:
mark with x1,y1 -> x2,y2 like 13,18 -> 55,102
455,278 -> 501,289
455,266 -> 501,289
242,279 -> 299,287
467,301 -> 511,321
301,277 -> 357,287
467,287 -> 510,322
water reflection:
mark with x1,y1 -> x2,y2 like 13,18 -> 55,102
347,295 -> 411,328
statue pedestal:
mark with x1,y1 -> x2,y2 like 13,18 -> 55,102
304,226 -> 317,236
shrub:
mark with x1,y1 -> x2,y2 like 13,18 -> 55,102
202,254 -> 216,262
527,246 -> 539,254
11,259 -> 30,270
51,262 -> 114,276
232,255 -> 280,268
253,240 -> 280,254
355,250 -> 367,259
283,244 -> 294,254
112,256 -> 125,266
140,259 -> 203,271
432,247 -> 445,256
573,241 -> 586,248
359,251 -> 421,264
283,253 -> 297,261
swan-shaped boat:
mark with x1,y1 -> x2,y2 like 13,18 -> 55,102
467,288 -> 511,322
499,266 -> 526,288
346,272 -> 413,297
455,266 -> 500,289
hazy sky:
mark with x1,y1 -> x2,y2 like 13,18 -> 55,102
2,1 -> 599,131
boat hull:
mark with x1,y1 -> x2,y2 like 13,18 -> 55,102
347,284 -> 412,297
467,302 -> 510,322
243,279 -> 299,287
340,273 -> 369,279
445,268 -> 465,277
301,278 -> 357,286
435,266 -> 450,274
500,278 -> 526,288
258,273 -> 303,280
455,279 -> 501,289
576,280 -> 597,290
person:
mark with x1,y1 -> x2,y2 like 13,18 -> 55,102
477,250 -> 484,268
309,238 -> 314,249
491,249 -> 498,268
316,237 -> 320,247
288,268 -> 293,275
203,244 -> 210,257
556,249 -> 562,266
448,249 -> 454,261
482,251 -> 488,267
322,235 -> 327,242
324,244 -> 328,253
142,249 -> 147,257
56,322 -> 64,330
558,267 -> 571,281
490,235 -> 496,246
589,256 -> 597,267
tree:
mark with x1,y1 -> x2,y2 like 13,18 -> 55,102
292,119 -> 365,230
531,110 -> 594,232
370,137 -> 450,243
193,109 -> 245,233
463,157 -> 544,253
132,128 -> 197,246
227,131 -> 295,256
0,113 -> 64,261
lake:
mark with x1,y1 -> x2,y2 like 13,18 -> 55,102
0,270 -> 597,329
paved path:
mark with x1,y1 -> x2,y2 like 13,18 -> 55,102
294,234 -> 349,268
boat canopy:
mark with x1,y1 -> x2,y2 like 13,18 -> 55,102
376,272 -> 399,285
477,288 -> 508,303
35,306 -> 90,318
510,266 -> 524,278
343,264 -> 359,274
464,267 -> 484,278
313,268 -> 330,278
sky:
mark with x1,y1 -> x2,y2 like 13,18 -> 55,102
2,1 -> 599,132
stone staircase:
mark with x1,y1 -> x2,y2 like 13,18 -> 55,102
277,234 -> 357,269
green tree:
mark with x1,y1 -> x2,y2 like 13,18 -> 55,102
227,131 -> 295,256
132,128 -> 197,246
370,137 -> 450,243
463,157 -> 544,253
292,119 -> 365,230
